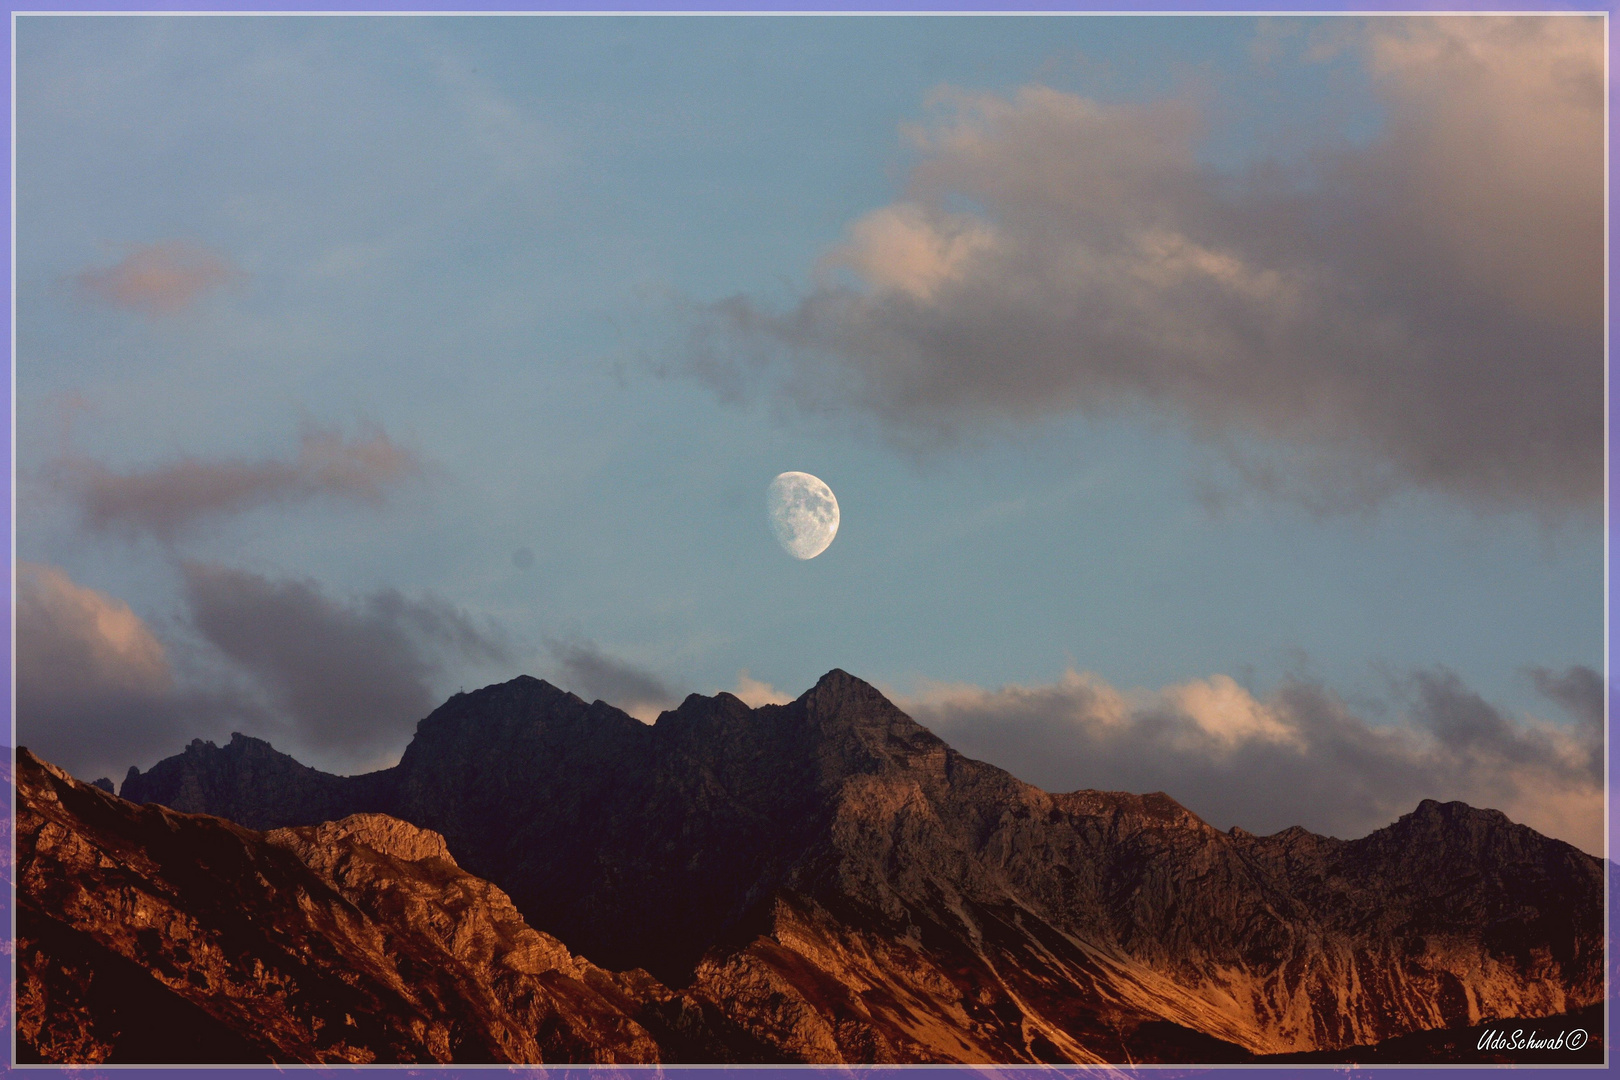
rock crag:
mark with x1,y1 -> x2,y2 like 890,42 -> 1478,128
16,750 -> 758,1064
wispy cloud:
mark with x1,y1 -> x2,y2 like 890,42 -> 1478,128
1525,664 -> 1603,733
74,240 -> 239,315
54,423 -> 419,541
896,662 -> 1604,854
547,639 -> 680,722
687,17 -> 1601,516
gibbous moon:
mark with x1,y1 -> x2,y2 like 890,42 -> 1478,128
768,472 -> 839,560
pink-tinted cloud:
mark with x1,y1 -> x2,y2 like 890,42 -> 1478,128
56,424 -> 419,541
75,240 -> 238,314
690,17 -> 1602,516
15,561 -> 511,780
15,563 -> 192,780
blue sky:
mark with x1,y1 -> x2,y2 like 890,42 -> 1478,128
13,14 -> 1606,852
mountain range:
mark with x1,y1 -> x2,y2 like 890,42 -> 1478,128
16,670 -> 1607,1064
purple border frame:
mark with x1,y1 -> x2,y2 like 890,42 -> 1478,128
1,3 -> 1612,1078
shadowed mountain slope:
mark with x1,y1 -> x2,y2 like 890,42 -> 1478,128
117,670 -> 1604,1063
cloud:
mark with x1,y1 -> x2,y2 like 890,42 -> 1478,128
1526,664 -> 1603,732
55,423 -> 419,541
74,240 -> 238,314
1403,668 -> 1591,776
824,203 -> 997,302
182,563 -> 510,767
14,563 -> 237,782
896,662 -> 1603,855
547,639 -> 679,722
731,671 -> 793,708
687,17 -> 1602,515
16,560 -> 513,779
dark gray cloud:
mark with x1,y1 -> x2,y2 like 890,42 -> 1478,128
546,639 -> 679,720
74,239 -> 238,315
1527,664 -> 1603,731
14,562 -> 252,782
182,563 -> 510,765
1406,666 -> 1602,786
898,663 -> 1602,854
687,18 -> 1601,515
55,423 -> 419,541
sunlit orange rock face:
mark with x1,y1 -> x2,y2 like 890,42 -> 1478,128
24,671 -> 1606,1064
15,751 -> 755,1064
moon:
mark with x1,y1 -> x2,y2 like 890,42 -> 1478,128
767,472 -> 840,560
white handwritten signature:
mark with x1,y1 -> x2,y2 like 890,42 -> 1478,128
1477,1027 -> 1589,1052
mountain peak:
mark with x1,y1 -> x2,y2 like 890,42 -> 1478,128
120,729 -> 390,830
809,667 -> 868,693
1402,797 -> 1511,828
460,674 -> 577,704
406,674 -> 643,750
83,671 -> 1605,1064
800,667 -> 903,718
652,689 -> 755,731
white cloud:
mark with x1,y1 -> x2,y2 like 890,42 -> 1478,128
731,671 -> 792,708
1162,674 -> 1301,749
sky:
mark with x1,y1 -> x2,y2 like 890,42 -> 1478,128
12,13 -> 1607,854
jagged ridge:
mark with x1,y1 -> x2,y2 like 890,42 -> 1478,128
113,669 -> 1603,1063
16,750 -> 771,1064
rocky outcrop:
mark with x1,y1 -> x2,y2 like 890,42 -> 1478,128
265,814 -> 769,1064
109,670 -> 1605,1064
14,748 -> 758,1064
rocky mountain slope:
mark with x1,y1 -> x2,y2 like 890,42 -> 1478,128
15,749 -> 764,1064
106,669 -> 1604,1063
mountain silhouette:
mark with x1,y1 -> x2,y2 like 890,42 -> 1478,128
51,669 -> 1599,1063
